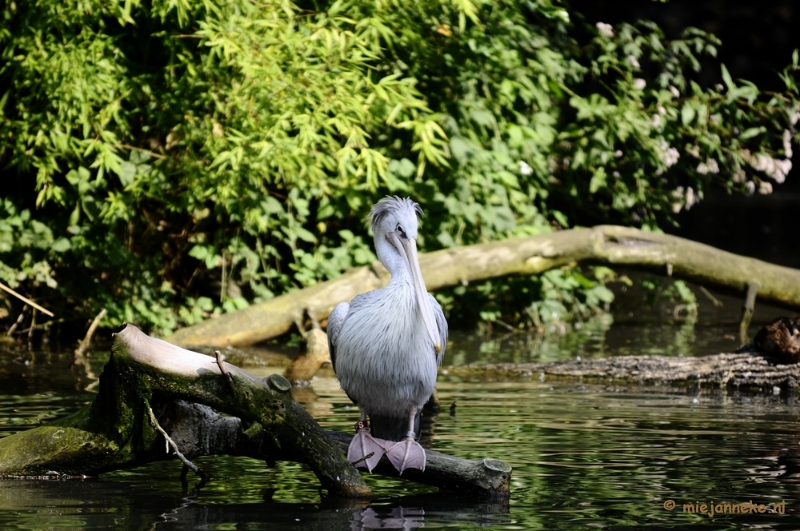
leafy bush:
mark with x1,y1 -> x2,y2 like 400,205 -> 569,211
0,0 -> 797,335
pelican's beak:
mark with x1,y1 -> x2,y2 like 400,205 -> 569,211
389,232 -> 441,353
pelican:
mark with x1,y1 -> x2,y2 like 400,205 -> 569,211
327,196 -> 447,474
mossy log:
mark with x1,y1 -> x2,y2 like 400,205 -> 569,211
156,401 -> 511,499
0,325 -> 511,499
441,347 -> 800,391
165,225 -> 800,347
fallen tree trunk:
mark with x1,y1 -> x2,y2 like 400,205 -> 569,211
441,347 -> 800,391
165,225 -> 800,347
0,325 -> 511,499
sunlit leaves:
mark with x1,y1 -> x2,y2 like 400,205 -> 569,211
1,0 -> 798,335
553,20 -> 798,227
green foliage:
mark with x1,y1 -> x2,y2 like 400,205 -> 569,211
0,0 -> 797,334
641,277 -> 698,320
441,265 -> 622,333
560,21 -> 798,224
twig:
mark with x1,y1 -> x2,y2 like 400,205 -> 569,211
28,309 -> 36,345
220,250 -> 227,304
699,286 -> 724,307
493,319 -> 515,332
13,318 -> 66,335
306,308 -> 321,330
740,282 -> 760,343
7,309 -> 26,336
293,314 -> 305,335
145,400 -> 207,480
350,451 -> 376,467
75,309 -> 107,357
215,350 -> 233,384
118,143 -> 167,160
0,281 -> 54,317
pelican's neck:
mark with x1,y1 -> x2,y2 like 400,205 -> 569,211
375,234 -> 412,286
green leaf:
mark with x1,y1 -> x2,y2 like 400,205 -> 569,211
589,167 -> 607,194
389,158 -> 416,178
119,161 -> 136,187
51,238 -> 71,253
721,64 -> 735,92
552,211 -> 569,228
740,127 -> 765,140
189,245 -> 210,261
589,285 -> 615,304
681,102 -> 695,126
262,197 -> 283,215
449,138 -> 471,163
294,227 -> 317,243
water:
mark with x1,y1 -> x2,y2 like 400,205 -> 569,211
0,321 -> 798,530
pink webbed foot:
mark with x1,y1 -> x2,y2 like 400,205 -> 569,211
347,421 -> 386,472
385,437 -> 426,474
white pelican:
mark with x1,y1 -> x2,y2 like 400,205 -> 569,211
328,196 -> 447,474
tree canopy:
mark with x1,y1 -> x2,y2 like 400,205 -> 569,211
1,0 -> 797,335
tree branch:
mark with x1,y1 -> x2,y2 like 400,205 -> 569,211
166,225 -> 800,347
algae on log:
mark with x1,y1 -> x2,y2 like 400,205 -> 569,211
0,325 -> 512,499
0,324 -> 370,498
156,401 -> 511,499
165,225 -> 800,347
442,347 -> 800,391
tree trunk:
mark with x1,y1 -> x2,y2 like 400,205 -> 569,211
165,225 -> 800,347
0,325 -> 511,499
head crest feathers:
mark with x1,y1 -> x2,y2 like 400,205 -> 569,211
368,196 -> 423,234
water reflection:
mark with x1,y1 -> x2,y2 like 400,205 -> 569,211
345,499 -> 511,530
0,476 -> 510,530
442,318 -> 755,366
2,323 -> 800,529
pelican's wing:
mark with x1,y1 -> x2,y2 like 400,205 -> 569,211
327,302 -> 350,373
429,293 -> 448,365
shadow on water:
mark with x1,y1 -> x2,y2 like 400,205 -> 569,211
2,297 -> 800,529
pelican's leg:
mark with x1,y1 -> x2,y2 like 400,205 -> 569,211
346,409 -> 386,473
385,409 -> 426,474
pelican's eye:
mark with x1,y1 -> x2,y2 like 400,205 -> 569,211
396,224 -> 407,238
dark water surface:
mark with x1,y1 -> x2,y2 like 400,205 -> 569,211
1,322 -> 798,530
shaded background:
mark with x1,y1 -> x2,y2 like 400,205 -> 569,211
573,0 -> 800,268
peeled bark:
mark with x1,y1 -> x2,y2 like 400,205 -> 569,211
0,325 -> 512,499
165,225 -> 800,347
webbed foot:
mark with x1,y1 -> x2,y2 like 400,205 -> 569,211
347,421 -> 385,472
385,437 -> 426,474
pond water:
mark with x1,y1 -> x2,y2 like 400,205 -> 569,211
1,318 -> 799,530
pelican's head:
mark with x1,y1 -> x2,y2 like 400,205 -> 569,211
369,196 -> 441,353
370,196 -> 421,243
